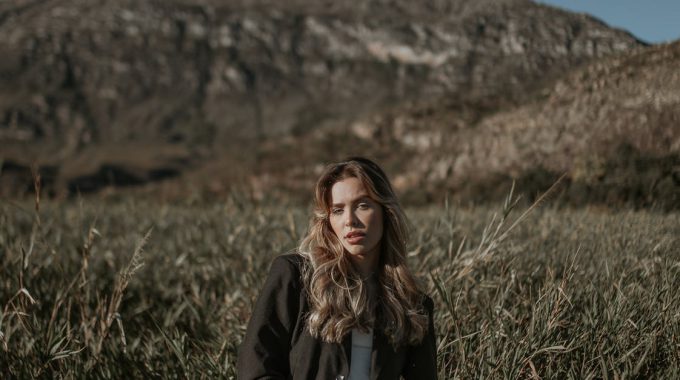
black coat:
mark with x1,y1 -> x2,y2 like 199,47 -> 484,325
237,253 -> 438,380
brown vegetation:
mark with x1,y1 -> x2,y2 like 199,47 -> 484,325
1,190 -> 678,377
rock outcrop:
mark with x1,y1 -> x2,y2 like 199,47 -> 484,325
341,41 -> 680,208
3,0 -> 664,206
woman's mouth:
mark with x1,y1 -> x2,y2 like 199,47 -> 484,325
345,231 -> 365,244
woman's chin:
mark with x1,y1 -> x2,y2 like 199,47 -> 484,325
345,248 -> 367,258
344,247 -> 379,263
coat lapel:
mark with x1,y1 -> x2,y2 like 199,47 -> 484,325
341,331 -> 352,374
371,329 -> 397,379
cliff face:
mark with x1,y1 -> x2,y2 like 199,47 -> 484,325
1,0 -> 639,146
337,41 -> 680,208
2,0 -> 663,205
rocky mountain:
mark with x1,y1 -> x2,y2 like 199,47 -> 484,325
322,40 -> 680,208
0,0 -> 655,204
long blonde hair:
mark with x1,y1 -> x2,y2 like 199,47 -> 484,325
298,157 -> 428,347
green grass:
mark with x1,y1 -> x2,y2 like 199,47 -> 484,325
1,195 -> 678,378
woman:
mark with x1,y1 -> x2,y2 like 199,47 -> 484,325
237,157 -> 437,379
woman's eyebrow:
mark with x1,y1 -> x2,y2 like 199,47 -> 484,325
332,195 -> 371,207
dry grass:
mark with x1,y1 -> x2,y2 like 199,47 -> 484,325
0,190 -> 679,378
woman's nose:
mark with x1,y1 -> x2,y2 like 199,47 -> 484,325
344,210 -> 358,226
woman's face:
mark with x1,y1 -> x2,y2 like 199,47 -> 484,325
329,177 -> 384,268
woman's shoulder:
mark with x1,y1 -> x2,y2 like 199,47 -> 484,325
275,251 -> 308,266
415,291 -> 434,316
268,251 -> 309,289
272,251 -> 309,273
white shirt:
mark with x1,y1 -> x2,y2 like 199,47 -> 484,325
348,328 -> 373,380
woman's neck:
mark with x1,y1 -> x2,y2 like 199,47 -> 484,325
350,247 -> 380,279
356,264 -> 375,280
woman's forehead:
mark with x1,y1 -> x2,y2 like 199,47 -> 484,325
330,177 -> 371,204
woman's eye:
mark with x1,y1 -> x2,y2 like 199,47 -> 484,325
331,208 -> 343,215
357,203 -> 370,210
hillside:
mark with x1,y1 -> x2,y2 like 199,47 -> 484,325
0,0 -> 644,200
327,40 -> 680,208
164,37 -> 680,209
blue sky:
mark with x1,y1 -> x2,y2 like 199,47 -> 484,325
537,0 -> 680,43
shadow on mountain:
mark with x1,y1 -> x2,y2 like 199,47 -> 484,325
67,165 -> 181,194
462,145 -> 680,211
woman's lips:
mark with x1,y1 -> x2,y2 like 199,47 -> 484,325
346,236 -> 365,244
345,232 -> 365,244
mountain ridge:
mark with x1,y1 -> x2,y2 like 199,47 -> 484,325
3,0 -> 670,208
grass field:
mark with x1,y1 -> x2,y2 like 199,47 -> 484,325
1,193 -> 679,378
